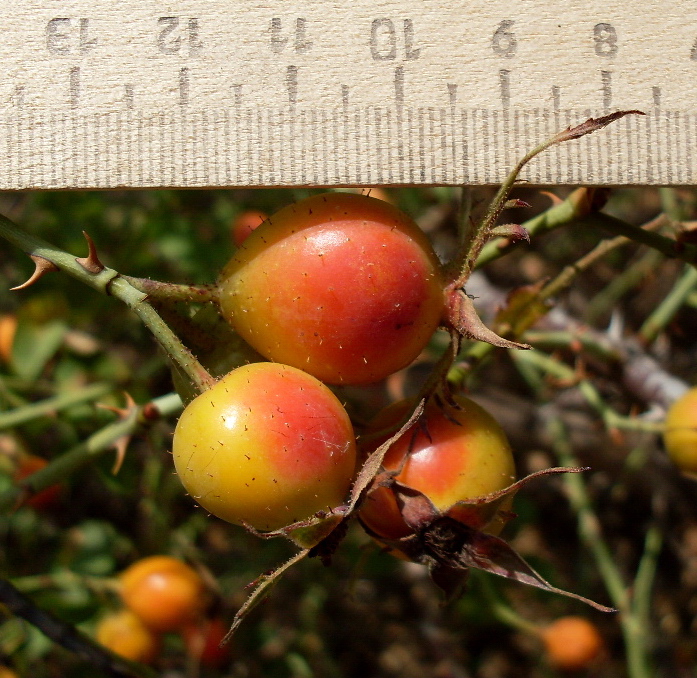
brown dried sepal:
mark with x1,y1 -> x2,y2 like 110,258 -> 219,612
489,223 -> 531,244
240,506 -> 349,550
360,467 -> 616,612
444,287 -> 531,350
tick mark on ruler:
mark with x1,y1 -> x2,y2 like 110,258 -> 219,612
179,67 -> 189,107
286,65 -> 298,105
447,84 -> 457,107
124,85 -> 134,109
499,69 -> 510,108
232,84 -> 242,106
394,67 -> 404,105
551,85 -> 560,111
13,86 -> 24,108
601,70 -> 612,110
652,86 -> 661,107
69,67 -> 80,108
341,85 -> 349,107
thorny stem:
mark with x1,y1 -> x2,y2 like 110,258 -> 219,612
447,137 -> 560,286
0,392 -> 182,512
548,417 -> 656,678
0,213 -> 216,393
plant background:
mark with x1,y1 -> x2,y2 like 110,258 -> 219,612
0,185 -> 696,678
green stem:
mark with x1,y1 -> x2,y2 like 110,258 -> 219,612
448,134 -> 562,286
11,570 -> 119,597
589,213 -> 697,265
476,572 -> 540,636
540,234 -> 628,302
0,392 -> 182,512
585,248 -> 665,325
548,418 -> 654,678
0,212 -> 215,393
0,382 -> 112,430
120,276 -> 219,304
639,265 -> 697,344
512,351 -> 664,434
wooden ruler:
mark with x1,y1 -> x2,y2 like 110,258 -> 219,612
0,1 -> 694,189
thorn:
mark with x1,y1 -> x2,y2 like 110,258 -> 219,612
539,190 -> 564,206
75,231 -> 105,273
10,255 -> 59,290
111,434 -> 131,474
97,392 -> 137,419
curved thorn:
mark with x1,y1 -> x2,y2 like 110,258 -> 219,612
10,255 -> 59,291
75,231 -> 105,274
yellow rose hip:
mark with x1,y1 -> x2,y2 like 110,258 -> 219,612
173,362 -> 357,531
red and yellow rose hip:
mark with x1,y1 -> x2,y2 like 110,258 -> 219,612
358,396 -> 516,549
172,362 -> 357,532
218,192 -> 444,385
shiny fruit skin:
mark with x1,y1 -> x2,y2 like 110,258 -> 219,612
541,616 -> 603,670
664,387 -> 697,474
218,193 -> 444,385
119,556 -> 207,632
231,209 -> 268,247
358,396 -> 516,541
95,609 -> 162,664
172,362 -> 357,531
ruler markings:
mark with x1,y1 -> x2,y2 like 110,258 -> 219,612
685,112 -> 693,184
3,107 -> 694,189
1,3 -> 695,188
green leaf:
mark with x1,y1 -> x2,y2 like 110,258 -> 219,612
11,319 -> 67,382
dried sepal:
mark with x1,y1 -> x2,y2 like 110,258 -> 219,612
444,288 -> 531,350
503,199 -> 531,210
425,518 -> 615,612
489,223 -> 531,244
361,467 -> 614,612
10,255 -> 59,290
241,508 -> 348,550
552,110 -> 645,144
221,548 -> 310,646
75,231 -> 105,274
